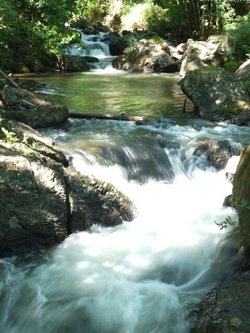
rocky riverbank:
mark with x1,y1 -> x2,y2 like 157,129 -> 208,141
0,119 -> 137,256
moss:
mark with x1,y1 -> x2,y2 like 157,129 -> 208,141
233,145 -> 250,258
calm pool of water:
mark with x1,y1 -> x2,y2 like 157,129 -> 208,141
24,69 -> 194,119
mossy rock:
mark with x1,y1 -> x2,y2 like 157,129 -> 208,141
232,145 -> 250,258
181,67 -> 250,121
0,105 -> 69,128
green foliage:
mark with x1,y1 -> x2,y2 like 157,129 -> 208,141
0,0 -> 81,69
22,133 -> 39,150
214,216 -> 237,230
149,35 -> 164,44
1,127 -> 18,143
224,52 -> 238,72
227,14 -> 250,60
144,4 -> 170,36
214,199 -> 250,230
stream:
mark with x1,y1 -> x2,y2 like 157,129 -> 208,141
1,37 -> 250,333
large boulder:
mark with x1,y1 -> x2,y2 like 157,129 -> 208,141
235,60 -> 250,82
0,105 -> 69,128
113,39 -> 178,73
232,145 -> 250,258
181,67 -> 250,122
0,85 -> 50,108
179,36 -> 229,77
235,60 -> 250,96
0,85 -> 69,128
0,120 -> 137,256
100,31 -> 124,55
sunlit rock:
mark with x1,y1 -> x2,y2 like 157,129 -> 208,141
0,120 -> 137,255
181,67 -> 250,122
113,38 -> 177,73
179,36 -> 229,77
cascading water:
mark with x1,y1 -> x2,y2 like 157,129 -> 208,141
0,118 -> 248,333
66,32 -> 115,70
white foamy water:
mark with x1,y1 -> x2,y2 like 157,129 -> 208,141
0,121 -> 247,333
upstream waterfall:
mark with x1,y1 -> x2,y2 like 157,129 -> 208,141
66,32 -> 115,70
0,117 -> 249,333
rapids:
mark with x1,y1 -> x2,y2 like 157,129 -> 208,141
0,117 -> 248,333
1,33 -> 249,330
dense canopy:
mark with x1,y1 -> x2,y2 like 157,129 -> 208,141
0,0 -> 249,72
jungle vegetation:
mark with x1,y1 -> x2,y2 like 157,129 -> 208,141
0,0 -> 249,71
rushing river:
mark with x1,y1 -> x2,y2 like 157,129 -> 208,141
1,65 -> 250,332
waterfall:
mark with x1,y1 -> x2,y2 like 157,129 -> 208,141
0,119 -> 247,333
66,32 -> 115,71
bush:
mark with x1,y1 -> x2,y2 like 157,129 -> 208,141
224,52 -> 238,72
227,14 -> 250,60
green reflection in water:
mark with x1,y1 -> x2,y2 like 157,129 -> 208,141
29,70 -> 194,118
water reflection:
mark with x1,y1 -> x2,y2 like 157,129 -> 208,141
29,71 -> 194,118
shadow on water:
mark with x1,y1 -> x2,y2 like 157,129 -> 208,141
25,70 -> 195,119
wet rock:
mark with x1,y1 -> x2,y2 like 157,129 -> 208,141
57,55 -> 90,72
0,120 -> 137,256
66,171 -> 136,234
233,109 -> 250,126
181,67 -> 250,122
0,85 -> 50,108
232,145 -> 250,258
0,84 -> 69,128
0,139 -> 69,254
100,32 -> 126,56
193,140 -> 236,170
13,78 -> 48,92
190,272 -> 250,333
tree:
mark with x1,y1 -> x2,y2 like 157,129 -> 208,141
0,0 -> 81,70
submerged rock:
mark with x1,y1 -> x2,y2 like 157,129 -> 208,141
0,120 -> 137,256
193,140 -> 237,170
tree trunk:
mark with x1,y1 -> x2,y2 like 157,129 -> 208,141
0,70 -> 19,88
69,112 -> 144,122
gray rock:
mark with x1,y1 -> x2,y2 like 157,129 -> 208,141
181,67 -> 249,121
179,36 -> 229,77
193,140 -> 235,170
0,105 -> 69,128
113,39 -> 177,73
235,59 -> 250,81
0,120 -> 137,255
0,85 -> 50,108
191,272 -> 250,333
